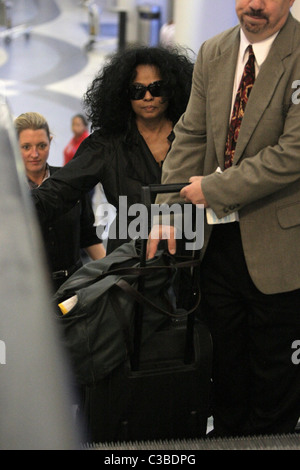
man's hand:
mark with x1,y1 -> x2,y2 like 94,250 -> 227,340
146,225 -> 177,259
180,176 -> 208,207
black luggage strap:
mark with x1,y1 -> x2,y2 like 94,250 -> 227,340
115,278 -> 200,319
86,255 -> 201,282
52,260 -> 82,280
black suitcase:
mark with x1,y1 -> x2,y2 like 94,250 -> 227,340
77,183 -> 213,443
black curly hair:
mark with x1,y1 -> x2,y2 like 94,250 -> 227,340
83,45 -> 194,134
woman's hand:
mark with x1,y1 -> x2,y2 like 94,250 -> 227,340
146,224 -> 177,259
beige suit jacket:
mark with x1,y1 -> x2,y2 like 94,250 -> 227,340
158,14 -> 300,294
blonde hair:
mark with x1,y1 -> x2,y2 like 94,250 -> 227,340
14,112 -> 52,141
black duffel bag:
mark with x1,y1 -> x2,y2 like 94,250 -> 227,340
53,239 -> 200,386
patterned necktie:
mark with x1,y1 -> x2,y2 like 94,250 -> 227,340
224,45 -> 255,169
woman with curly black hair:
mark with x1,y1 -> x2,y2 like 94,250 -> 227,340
32,46 -> 194,254
84,45 -> 193,135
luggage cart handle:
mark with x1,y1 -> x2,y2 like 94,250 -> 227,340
146,183 -> 189,194
141,183 -> 189,207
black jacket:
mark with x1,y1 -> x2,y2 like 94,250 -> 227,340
38,166 -> 99,290
33,125 -> 173,253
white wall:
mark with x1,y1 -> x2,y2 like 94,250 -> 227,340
173,0 -> 236,56
291,0 -> 300,20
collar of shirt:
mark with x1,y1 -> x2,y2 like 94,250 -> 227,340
230,28 -> 279,116
27,163 -> 50,189
239,28 -> 279,72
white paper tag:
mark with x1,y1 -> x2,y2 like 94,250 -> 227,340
206,208 -> 239,224
206,167 -> 239,225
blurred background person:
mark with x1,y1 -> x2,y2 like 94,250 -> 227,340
160,20 -> 175,49
15,112 -> 105,292
63,113 -> 90,166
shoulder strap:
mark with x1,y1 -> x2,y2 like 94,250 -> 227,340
115,278 -> 201,318
92,256 -> 200,283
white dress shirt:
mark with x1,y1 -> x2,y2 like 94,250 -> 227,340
231,29 -> 279,115
207,29 -> 280,225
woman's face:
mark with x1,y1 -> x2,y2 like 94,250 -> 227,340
19,128 -> 50,176
130,64 -> 169,121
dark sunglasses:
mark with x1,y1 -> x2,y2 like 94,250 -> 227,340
128,80 -> 169,100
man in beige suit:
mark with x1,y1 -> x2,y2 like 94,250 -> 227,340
148,0 -> 300,436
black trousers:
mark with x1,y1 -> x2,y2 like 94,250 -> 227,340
200,222 -> 300,437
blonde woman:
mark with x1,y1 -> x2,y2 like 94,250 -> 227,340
15,112 -> 105,291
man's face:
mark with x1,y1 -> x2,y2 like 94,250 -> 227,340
236,0 -> 295,42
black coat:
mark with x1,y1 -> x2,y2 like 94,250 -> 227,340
38,166 -> 99,290
33,125 -> 173,253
